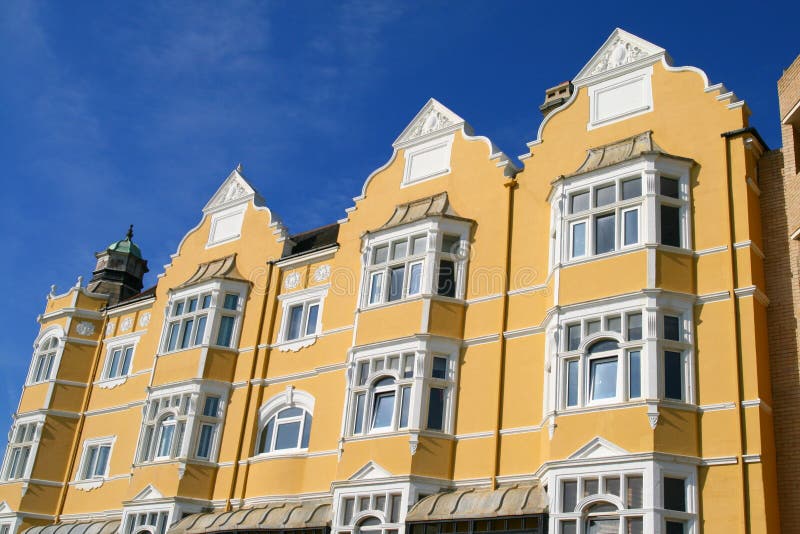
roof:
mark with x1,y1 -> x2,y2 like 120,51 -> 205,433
178,254 -> 247,288
568,131 -> 664,177
106,225 -> 143,259
405,484 -> 548,522
24,520 -> 120,534
108,285 -> 157,309
282,223 -> 340,258
378,192 -> 468,232
169,499 -> 332,534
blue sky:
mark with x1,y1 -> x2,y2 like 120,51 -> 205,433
0,0 -> 797,426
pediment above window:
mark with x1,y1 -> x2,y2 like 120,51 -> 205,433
569,437 -> 629,460
130,483 -> 164,502
348,461 -> 393,481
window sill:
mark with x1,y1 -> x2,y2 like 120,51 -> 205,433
97,376 -> 128,390
252,448 -> 309,460
275,335 -> 318,353
345,429 -> 453,443
361,293 -> 465,312
72,478 -> 105,492
562,244 -> 646,267
159,343 -> 239,357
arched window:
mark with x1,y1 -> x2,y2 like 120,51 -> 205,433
29,336 -> 59,384
371,377 -> 397,430
584,501 -> 620,533
587,339 -> 619,402
255,389 -> 315,455
257,407 -> 312,453
155,415 -> 177,459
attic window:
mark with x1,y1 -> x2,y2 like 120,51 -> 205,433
208,205 -> 245,246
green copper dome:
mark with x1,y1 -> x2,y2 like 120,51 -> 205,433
107,225 -> 143,259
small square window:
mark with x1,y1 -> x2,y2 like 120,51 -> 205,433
627,313 -> 642,340
570,191 -> 590,214
664,315 -> 681,341
441,234 -> 460,254
567,324 -> 581,351
660,177 -> 680,198
595,184 -> 616,207
432,357 -> 447,379
374,245 -> 389,265
664,477 -> 686,511
622,178 -> 642,199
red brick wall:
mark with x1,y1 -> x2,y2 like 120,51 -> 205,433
761,53 -> 800,532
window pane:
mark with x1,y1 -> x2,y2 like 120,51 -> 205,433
441,234 -> 460,254
664,315 -> 680,341
201,295 -> 212,309
392,240 -> 408,260
437,259 -> 456,297
194,315 -> 207,345
353,393 -> 365,434
412,235 -> 427,255
627,475 -> 643,508
622,177 -> 642,199
305,304 -> 319,336
372,392 -> 395,429
666,521 -> 686,534
83,447 -> 98,479
109,349 -> 122,378
301,412 -> 312,448
259,418 -> 274,453
374,245 -> 389,264
607,316 -> 621,332
595,213 -> 615,254
562,480 -> 577,512
427,388 -> 445,430
664,351 -> 684,400
660,176 -> 680,198
223,294 -> 238,310
216,316 -> 235,347
570,191 -> 589,213
629,351 -> 642,398
568,324 -> 581,350
587,320 -> 601,335
180,319 -> 194,349
369,272 -> 384,305
584,478 -> 599,496
403,354 -> 414,378
432,357 -> 447,379
174,301 -> 184,316
389,265 -> 405,302
595,184 -> 616,207
624,209 -> 639,245
587,518 -> 619,534
275,421 -> 301,450
390,494 -> 402,522
399,386 -> 411,428
122,347 -> 134,375
287,305 -> 303,340
358,362 -> 370,385
660,205 -> 681,247
95,445 -> 111,476
571,222 -> 586,258
606,476 -> 621,496
664,477 -> 686,511
590,357 -> 618,400
560,521 -> 576,534
627,313 -> 642,340
157,423 -> 174,457
196,424 -> 214,458
567,360 -> 579,407
188,298 -> 198,312
167,323 -> 180,351
203,396 -> 220,417
408,262 -> 423,295
626,517 -> 643,534
588,339 -> 619,353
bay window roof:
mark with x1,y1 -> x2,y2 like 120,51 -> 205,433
377,192 -> 472,233
405,484 -> 548,522
169,498 -> 332,534
178,254 -> 247,288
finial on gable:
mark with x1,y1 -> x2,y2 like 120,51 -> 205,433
236,163 -> 243,173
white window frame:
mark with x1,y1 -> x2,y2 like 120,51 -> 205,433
160,280 -> 247,355
0,415 -> 44,482
546,295 -> 695,417
360,219 -> 470,309
276,286 -> 328,351
25,327 -> 65,385
551,156 -> 693,269
344,339 -> 458,439
254,388 -> 315,457
136,382 -> 228,465
75,436 -> 115,482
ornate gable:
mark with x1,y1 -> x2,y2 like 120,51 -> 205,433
203,164 -> 266,214
574,28 -> 666,86
130,484 -> 164,501
393,98 -> 466,149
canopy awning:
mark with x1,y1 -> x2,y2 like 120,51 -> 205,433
169,499 -> 331,534
24,520 -> 120,534
405,484 -> 548,522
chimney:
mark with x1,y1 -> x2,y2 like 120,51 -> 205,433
540,81 -> 574,117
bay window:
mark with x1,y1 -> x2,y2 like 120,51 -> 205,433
27,335 -> 60,384
0,419 -> 40,481
362,217 -> 470,307
554,154 -> 692,266
347,344 -> 456,437
162,281 -> 246,354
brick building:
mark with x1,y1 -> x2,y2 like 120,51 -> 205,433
760,53 -> 800,531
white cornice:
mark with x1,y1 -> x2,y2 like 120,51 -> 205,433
38,308 -> 103,323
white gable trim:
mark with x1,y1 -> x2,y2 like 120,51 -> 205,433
130,483 -> 164,501
203,166 -> 265,214
573,28 -> 666,87
348,461 -> 393,481
393,98 -> 466,149
569,436 -> 630,459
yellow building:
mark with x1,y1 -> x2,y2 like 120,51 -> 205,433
0,29 -> 782,534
